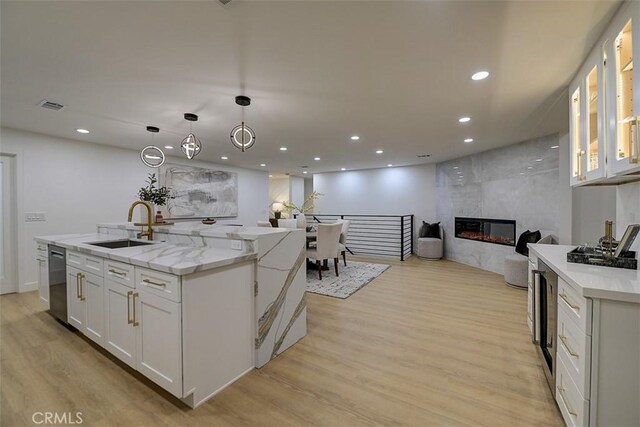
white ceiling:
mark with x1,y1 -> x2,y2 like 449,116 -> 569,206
1,0 -> 620,176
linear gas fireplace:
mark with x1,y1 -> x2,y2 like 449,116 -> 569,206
455,217 -> 516,246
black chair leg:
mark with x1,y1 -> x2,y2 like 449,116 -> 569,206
342,251 -> 347,266
317,260 -> 322,280
334,258 -> 339,276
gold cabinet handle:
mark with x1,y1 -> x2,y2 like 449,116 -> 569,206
559,335 -> 579,358
127,291 -> 133,325
79,273 -> 86,301
132,292 -> 139,327
142,278 -> 166,288
557,385 -> 578,416
559,292 -> 580,311
108,268 -> 127,277
76,272 -> 81,300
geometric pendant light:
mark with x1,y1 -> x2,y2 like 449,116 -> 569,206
230,96 -> 256,152
140,126 -> 165,168
180,113 -> 202,160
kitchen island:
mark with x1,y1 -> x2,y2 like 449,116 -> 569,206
528,244 -> 639,427
35,225 -> 307,408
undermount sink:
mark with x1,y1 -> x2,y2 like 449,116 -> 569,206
86,239 -> 156,249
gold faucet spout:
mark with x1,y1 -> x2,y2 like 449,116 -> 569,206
127,201 -> 154,240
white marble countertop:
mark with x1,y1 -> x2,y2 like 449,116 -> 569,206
529,244 -> 640,303
35,233 -> 256,276
98,222 -> 292,240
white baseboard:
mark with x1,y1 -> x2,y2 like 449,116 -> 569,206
20,281 -> 38,293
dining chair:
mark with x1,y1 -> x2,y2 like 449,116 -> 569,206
306,223 -> 342,280
277,219 -> 298,229
257,221 -> 272,227
336,220 -> 351,266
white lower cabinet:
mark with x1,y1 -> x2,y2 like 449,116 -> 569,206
135,290 -> 182,397
67,266 -> 85,330
37,256 -> 49,309
67,264 -> 104,345
104,279 -> 137,368
103,273 -> 183,398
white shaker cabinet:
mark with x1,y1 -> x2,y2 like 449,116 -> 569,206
135,289 -> 183,397
104,279 -> 137,369
66,266 -> 85,331
83,271 -> 105,346
36,244 -> 49,309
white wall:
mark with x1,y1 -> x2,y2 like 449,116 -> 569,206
289,176 -> 305,209
1,127 -> 268,292
303,178 -> 313,202
572,186 -> 617,245
269,177 -> 289,217
616,181 -> 640,253
313,164 -> 437,234
558,132 -> 573,244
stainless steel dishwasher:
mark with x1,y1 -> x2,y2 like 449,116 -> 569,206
48,245 -> 67,324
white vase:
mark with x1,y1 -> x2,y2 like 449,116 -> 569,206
296,214 -> 307,230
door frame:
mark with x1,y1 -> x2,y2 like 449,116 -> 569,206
0,153 -> 18,294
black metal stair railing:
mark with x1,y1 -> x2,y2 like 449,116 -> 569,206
297,214 -> 414,261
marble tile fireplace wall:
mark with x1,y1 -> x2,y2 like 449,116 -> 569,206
436,133 -> 560,274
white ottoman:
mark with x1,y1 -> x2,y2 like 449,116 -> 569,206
416,237 -> 443,259
504,253 -> 528,289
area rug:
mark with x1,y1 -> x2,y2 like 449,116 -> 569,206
306,261 -> 390,299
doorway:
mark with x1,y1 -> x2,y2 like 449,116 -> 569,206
1,154 -> 18,294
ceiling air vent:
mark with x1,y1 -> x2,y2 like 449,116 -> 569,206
219,0 -> 232,4
38,100 -> 65,111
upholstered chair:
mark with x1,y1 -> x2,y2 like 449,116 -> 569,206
335,220 -> 351,266
416,225 -> 444,259
306,223 -> 343,280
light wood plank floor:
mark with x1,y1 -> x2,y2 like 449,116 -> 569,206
1,257 -> 563,426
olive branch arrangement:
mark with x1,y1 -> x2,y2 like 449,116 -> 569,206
282,191 -> 323,214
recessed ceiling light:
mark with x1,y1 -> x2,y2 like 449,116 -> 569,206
464,138 -> 474,143
221,156 -> 228,160
303,171 -> 308,174
520,172 -> 525,175
76,128 -> 90,134
280,147 -> 287,151
260,163 -> 266,167
458,117 -> 471,123
164,145 -> 174,150
387,164 -> 393,167
471,71 -> 490,81
350,136 -> 360,141
269,174 -> 273,178
527,166 -> 533,170
535,158 -> 543,162
551,145 -> 559,149
376,150 -> 384,154
314,157 -> 321,161
453,166 -> 459,169
341,167 -> 346,171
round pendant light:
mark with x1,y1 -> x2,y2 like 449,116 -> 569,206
180,113 -> 202,160
230,96 -> 255,152
230,122 -> 256,151
140,126 -> 165,168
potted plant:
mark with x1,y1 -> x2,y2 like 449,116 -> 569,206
283,191 -> 323,229
137,173 -> 172,222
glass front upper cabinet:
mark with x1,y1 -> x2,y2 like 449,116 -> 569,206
570,85 -> 584,185
607,5 -> 640,175
586,65 -> 599,172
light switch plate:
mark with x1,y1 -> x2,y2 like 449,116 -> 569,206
25,212 -> 46,222
230,240 -> 242,250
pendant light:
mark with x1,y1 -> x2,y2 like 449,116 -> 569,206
230,95 -> 256,152
180,113 -> 202,159
140,126 -> 165,168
